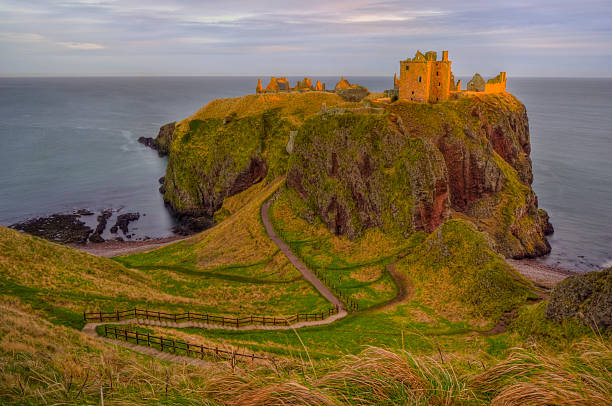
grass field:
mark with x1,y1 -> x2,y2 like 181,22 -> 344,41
0,180 -> 331,331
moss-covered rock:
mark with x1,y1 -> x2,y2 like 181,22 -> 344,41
163,109 -> 290,217
546,268 -> 611,329
287,112 -> 449,238
387,93 -> 551,258
398,219 -> 534,322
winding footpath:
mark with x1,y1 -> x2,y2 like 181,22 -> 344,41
260,193 -> 347,312
82,192 -> 348,364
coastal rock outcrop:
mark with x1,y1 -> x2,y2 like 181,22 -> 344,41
88,209 -> 112,243
10,214 -> 92,244
157,91 -> 549,258
138,122 -> 176,157
386,93 -> 551,258
110,212 -> 140,235
546,268 -> 611,329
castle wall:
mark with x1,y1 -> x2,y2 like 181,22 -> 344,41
484,72 -> 507,93
428,61 -> 451,102
399,60 -> 432,102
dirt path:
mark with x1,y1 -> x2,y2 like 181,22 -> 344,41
368,259 -> 415,312
261,193 -> 347,312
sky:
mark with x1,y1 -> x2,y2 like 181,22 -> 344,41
1,0 -> 611,77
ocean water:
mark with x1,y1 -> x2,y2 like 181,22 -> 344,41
0,76 -> 610,270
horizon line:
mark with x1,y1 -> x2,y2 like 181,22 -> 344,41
2,74 -> 612,79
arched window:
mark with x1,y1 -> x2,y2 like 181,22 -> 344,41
418,76 -> 422,83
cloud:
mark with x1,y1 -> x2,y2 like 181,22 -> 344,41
0,0 -> 611,75
0,32 -> 45,42
56,41 -> 105,50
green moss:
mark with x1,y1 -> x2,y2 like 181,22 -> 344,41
399,219 -> 535,322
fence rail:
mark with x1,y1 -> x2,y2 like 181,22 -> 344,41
84,307 -> 339,326
102,325 -> 268,363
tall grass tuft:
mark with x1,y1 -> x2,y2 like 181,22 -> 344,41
317,346 -> 474,405
470,337 -> 612,405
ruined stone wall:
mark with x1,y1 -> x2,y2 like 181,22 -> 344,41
484,72 -> 507,93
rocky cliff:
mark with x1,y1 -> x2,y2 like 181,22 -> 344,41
156,92 -> 551,258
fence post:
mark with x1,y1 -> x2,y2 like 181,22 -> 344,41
172,339 -> 176,353
147,333 -> 150,347
135,331 -> 139,345
200,345 -> 204,359
236,318 -> 239,328
160,338 -> 163,352
187,311 -> 190,322
116,310 -> 119,321
174,313 -> 177,323
83,311 -> 86,322
99,311 -> 103,322
104,325 -> 107,337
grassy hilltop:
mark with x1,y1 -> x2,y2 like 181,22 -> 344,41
2,91 -> 610,405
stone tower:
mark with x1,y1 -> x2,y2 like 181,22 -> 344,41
399,50 -> 452,103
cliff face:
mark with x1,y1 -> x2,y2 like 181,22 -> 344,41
158,92 -> 365,230
158,92 -> 551,258
288,93 -> 551,258
287,114 -> 450,238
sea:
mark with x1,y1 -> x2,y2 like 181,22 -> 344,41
0,76 -> 610,271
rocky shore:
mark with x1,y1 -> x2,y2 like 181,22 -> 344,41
507,258 -> 576,289
10,208 -> 145,244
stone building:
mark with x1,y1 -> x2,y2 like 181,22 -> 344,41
399,50 -> 454,102
397,50 -> 506,103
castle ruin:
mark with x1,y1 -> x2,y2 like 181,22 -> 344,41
256,77 -> 329,93
397,50 -> 506,102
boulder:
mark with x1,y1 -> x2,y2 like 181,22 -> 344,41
546,268 -> 611,329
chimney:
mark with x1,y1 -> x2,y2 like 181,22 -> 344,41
442,51 -> 449,61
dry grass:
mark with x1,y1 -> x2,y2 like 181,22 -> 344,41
178,92 -> 361,130
317,346 -> 473,405
190,178 -> 294,272
2,294 -> 609,405
470,337 -> 612,405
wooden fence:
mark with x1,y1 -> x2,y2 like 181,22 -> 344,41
310,271 -> 359,312
84,307 -> 339,326
266,190 -> 359,313
102,325 -> 268,363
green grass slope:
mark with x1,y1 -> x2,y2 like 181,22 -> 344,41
0,182 -> 330,329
